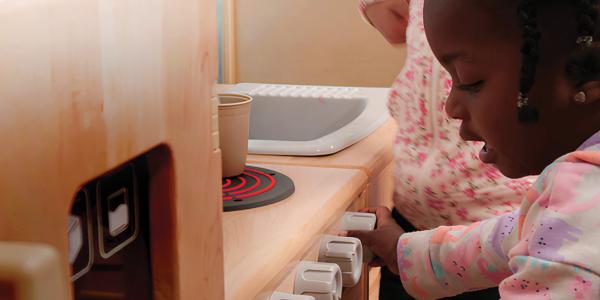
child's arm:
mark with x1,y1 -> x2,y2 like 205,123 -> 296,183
399,153 -> 600,299
358,0 -> 410,45
398,213 -> 515,298
348,207 -> 514,298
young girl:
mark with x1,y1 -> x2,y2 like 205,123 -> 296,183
359,0 -> 533,298
351,0 -> 600,298
359,0 -> 533,230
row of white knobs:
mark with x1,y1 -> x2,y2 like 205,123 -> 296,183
269,212 -> 377,300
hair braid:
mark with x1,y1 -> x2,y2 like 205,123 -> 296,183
576,0 -> 598,40
517,0 -> 541,122
566,0 -> 600,85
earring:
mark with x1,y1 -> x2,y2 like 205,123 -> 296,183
576,36 -> 594,47
574,91 -> 587,103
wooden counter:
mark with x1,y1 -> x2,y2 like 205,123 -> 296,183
223,163 -> 368,300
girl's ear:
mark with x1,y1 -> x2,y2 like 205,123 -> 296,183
574,80 -> 600,105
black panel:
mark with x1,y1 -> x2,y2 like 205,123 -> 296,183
222,166 -> 294,211
70,156 -> 152,300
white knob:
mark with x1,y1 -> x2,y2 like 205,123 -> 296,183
269,292 -> 315,300
294,261 -> 342,300
341,212 -> 376,231
340,212 -> 376,263
318,235 -> 363,287
67,215 -> 83,264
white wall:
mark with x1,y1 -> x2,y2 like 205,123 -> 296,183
229,0 -> 406,87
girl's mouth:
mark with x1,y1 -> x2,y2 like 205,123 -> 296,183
479,143 -> 496,164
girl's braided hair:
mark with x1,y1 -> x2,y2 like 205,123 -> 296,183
517,0 -> 599,123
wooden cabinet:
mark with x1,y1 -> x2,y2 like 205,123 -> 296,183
0,0 -> 222,299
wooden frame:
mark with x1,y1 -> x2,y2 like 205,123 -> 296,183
220,0 -> 238,84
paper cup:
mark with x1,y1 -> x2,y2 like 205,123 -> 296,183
217,93 -> 252,178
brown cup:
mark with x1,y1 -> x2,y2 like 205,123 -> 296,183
217,93 -> 252,178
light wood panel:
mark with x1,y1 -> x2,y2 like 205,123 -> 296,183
367,163 -> 395,209
368,267 -> 381,300
0,0 -> 222,299
221,0 -> 237,84
223,0 -> 406,86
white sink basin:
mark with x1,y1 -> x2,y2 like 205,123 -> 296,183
224,83 -> 390,156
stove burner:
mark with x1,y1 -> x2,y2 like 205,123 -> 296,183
222,166 -> 294,211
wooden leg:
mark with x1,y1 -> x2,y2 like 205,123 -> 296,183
368,267 -> 381,300
342,264 -> 370,299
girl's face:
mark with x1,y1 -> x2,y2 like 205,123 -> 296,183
424,0 -> 597,178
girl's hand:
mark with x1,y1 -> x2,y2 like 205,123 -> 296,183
364,0 -> 410,45
347,206 -> 405,274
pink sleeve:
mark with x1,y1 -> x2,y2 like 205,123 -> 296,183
397,214 -> 516,298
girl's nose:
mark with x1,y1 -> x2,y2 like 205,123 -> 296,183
445,92 -> 468,120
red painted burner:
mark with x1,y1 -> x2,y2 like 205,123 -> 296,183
223,168 -> 275,200
223,177 -> 246,193
221,166 -> 294,211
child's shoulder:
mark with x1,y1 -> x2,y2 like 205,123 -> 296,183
532,147 -> 600,195
555,146 -> 600,172
532,148 -> 600,210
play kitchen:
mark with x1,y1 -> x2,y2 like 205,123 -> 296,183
0,0 -> 394,299
217,83 -> 394,300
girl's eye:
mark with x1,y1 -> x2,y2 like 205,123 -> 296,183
456,80 -> 484,93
